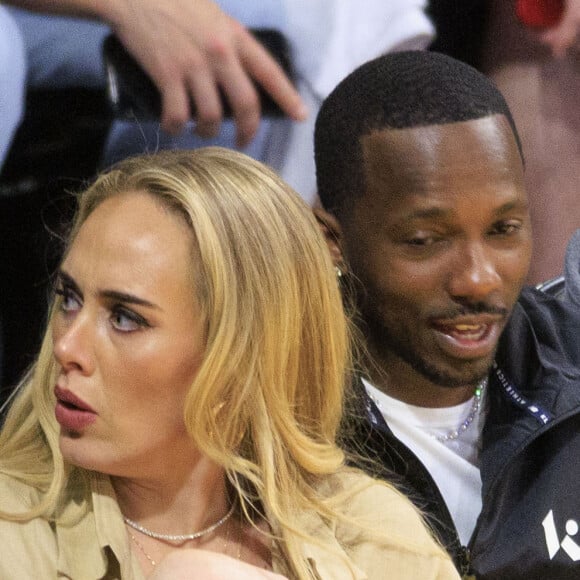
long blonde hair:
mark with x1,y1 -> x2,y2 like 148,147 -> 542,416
0,147 -> 358,577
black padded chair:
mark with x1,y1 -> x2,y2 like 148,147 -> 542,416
0,87 -> 113,394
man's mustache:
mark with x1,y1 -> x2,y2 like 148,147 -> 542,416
431,302 -> 510,319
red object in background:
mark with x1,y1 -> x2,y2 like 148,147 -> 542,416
516,0 -> 564,28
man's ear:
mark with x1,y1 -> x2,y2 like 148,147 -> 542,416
313,206 -> 347,273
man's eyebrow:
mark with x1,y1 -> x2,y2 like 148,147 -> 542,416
56,269 -> 160,310
401,207 -> 450,221
401,199 -> 529,222
493,200 -> 529,215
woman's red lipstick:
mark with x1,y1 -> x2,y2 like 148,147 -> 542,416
54,386 -> 97,432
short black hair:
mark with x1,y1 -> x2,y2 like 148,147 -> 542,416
315,51 -> 522,216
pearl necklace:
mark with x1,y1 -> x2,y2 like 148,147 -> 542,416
124,502 -> 235,544
369,377 -> 487,443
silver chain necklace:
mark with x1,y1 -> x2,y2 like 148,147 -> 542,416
369,377 -> 487,443
123,502 -> 235,544
433,378 -> 487,443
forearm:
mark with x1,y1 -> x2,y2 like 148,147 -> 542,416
3,0 -> 305,141
2,0 -> 127,27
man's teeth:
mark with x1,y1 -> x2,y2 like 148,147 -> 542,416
455,324 -> 480,331
445,323 -> 488,340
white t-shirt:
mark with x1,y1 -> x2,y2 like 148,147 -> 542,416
363,378 -> 486,546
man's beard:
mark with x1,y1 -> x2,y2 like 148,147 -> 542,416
360,303 -> 499,389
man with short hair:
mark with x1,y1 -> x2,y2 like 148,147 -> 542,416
314,51 -> 580,579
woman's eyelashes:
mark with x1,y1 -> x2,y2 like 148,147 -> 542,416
54,285 -> 151,332
54,285 -> 82,314
110,305 -> 151,332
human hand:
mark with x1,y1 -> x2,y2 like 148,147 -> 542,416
148,549 -> 288,580
539,0 -> 580,57
107,0 -> 306,145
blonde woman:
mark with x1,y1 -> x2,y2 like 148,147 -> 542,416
0,148 -> 458,579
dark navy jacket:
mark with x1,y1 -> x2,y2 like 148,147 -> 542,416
345,231 -> 580,579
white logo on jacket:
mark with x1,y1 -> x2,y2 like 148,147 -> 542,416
542,510 -> 580,561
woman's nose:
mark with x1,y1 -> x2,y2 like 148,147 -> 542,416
52,310 -> 95,375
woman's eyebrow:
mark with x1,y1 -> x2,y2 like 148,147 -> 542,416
57,269 -> 160,310
56,270 -> 82,297
99,289 -> 160,310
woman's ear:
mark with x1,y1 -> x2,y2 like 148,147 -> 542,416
312,207 -> 347,274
